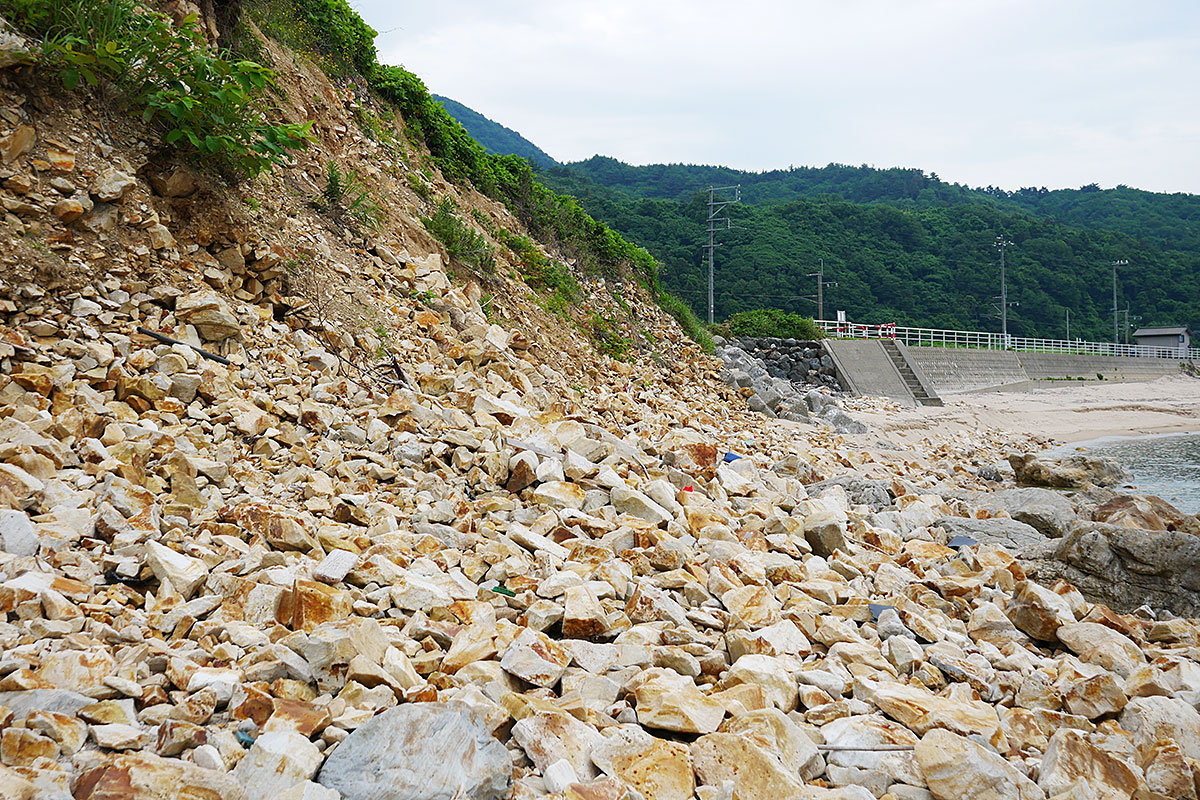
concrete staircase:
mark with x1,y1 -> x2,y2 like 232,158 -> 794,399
881,340 -> 942,406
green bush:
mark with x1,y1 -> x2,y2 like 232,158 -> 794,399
726,308 -> 824,340
246,0 -> 376,77
8,0 -> 311,176
421,197 -> 496,275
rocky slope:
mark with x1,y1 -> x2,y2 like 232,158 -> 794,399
2,6 -> 1200,800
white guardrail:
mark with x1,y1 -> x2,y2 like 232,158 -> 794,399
814,320 -> 1200,361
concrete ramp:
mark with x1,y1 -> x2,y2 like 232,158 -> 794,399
823,340 -> 918,406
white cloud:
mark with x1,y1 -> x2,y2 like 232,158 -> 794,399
355,0 -> 1200,193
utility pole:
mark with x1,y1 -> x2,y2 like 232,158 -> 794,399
1065,308 -> 1070,341
1110,259 -> 1128,343
704,185 -> 740,325
995,236 -> 1014,341
807,258 -> 838,321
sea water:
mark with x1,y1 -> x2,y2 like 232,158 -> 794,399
1064,432 -> 1200,514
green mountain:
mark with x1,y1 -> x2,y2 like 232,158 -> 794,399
433,95 -> 559,168
536,159 -> 1200,339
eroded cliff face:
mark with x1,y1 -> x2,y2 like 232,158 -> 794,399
4,5 -> 1200,800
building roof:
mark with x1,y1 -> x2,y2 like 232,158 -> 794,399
1133,325 -> 1191,336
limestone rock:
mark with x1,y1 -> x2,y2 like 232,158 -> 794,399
512,710 -> 603,779
90,167 -> 138,201
0,510 -> 37,557
143,540 -> 208,600
1119,696 -> 1200,760
75,751 -> 248,799
1009,453 -> 1130,489
935,517 -> 1046,553
722,655 -> 797,712
1022,523 -> 1200,617
1055,622 -> 1145,678
913,728 -> 1043,800
318,704 -> 510,800
725,708 -> 824,781
966,488 -> 1078,538
632,669 -> 725,734
501,627 -> 571,688
175,291 -> 241,341
690,732 -> 806,800
1036,728 -> 1139,800
591,731 -> 694,800
1006,580 -> 1075,642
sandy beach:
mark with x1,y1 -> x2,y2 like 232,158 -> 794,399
854,373 -> 1200,448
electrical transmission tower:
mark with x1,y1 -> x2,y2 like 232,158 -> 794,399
704,185 -> 740,324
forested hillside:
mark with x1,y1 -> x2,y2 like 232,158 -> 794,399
539,159 -> 1200,340
434,95 -> 559,168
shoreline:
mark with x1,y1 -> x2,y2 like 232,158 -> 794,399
853,373 -> 1200,449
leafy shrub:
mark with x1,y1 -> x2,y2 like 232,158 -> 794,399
421,197 -> 496,275
9,0 -> 311,176
726,308 -> 824,340
246,0 -> 376,77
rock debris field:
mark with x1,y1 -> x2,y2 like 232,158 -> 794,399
4,261 -> 1200,800
4,28 -> 1200,800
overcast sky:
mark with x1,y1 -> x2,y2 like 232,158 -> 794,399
354,1 -> 1199,194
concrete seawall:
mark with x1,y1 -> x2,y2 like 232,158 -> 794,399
828,341 -> 1190,400
905,347 -> 1186,394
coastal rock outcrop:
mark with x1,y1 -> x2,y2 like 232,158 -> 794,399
1022,522 -> 1200,616
1009,453 -> 1132,489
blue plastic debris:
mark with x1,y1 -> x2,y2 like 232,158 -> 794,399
868,603 -> 894,621
723,452 -> 742,463
947,535 -> 978,550
235,730 -> 255,748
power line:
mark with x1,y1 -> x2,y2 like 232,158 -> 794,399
669,289 -> 816,302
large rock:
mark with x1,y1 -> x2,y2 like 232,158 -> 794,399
175,291 -> 241,341
690,732 -> 806,800
512,710 -> 603,779
1005,579 -> 1075,642
1036,728 -> 1139,800
1093,494 -> 1200,534
233,731 -> 322,800
1009,453 -> 1130,489
0,510 -> 37,557
935,517 -> 1046,553
318,704 -> 510,800
1021,522 -> 1200,616
1119,696 -> 1200,760
75,751 -> 248,799
591,730 -> 694,800
965,487 -> 1078,538
726,708 -> 824,781
913,728 -> 1044,800
631,669 -> 725,734
1055,622 -> 1145,678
